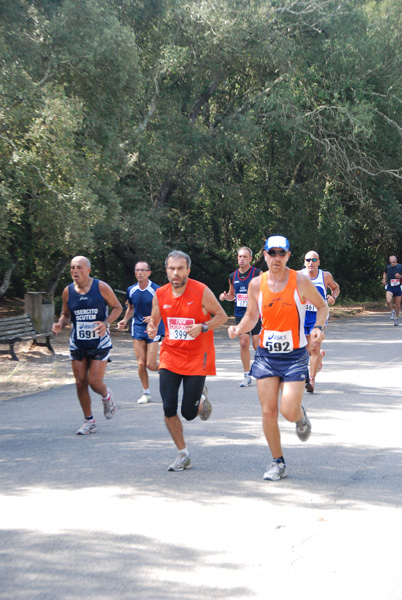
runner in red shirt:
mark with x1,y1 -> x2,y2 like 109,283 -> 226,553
147,250 -> 227,471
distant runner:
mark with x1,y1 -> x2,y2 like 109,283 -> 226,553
220,246 -> 262,387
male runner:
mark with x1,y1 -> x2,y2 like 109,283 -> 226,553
228,236 -> 328,481
117,261 -> 165,404
52,256 -> 122,434
382,255 -> 402,326
147,250 -> 227,471
301,250 -> 340,393
220,246 -> 262,387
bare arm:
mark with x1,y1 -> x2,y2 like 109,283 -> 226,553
324,271 -> 340,306
97,281 -> 123,336
186,287 -> 228,339
146,294 -> 162,339
117,303 -> 134,330
219,277 -> 235,302
227,276 -> 261,339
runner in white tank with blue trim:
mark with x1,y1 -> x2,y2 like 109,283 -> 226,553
118,261 -> 165,404
300,250 -> 340,393
52,256 -> 122,434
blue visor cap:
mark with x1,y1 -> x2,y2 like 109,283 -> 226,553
264,236 -> 290,252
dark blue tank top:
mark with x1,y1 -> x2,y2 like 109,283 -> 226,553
230,267 -> 261,317
68,278 -> 112,350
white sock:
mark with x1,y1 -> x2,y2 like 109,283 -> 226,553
179,447 -> 189,457
143,389 -> 151,395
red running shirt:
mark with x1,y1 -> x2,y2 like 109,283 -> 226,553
156,279 -> 216,375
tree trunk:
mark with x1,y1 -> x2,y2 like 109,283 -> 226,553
44,256 -> 69,295
0,262 -> 17,298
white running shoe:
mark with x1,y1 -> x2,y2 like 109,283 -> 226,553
263,460 -> 287,481
138,393 -> 151,404
296,405 -> 311,442
239,373 -> 252,387
390,310 -> 396,320
102,389 -> 116,419
394,318 -> 399,327
199,386 -> 212,421
77,419 -> 97,435
168,453 -> 191,471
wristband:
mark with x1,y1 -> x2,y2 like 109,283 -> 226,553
313,325 -> 324,331
201,323 -> 209,333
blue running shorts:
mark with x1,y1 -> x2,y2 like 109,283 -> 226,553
250,346 -> 309,382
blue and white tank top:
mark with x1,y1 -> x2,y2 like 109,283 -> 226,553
301,268 -> 327,328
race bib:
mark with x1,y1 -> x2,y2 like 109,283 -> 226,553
236,293 -> 248,308
305,302 -> 317,312
76,321 -> 99,340
262,329 -> 294,353
168,317 -> 195,341
390,278 -> 399,286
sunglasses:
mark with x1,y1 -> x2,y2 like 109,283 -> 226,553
267,249 -> 288,256
305,258 -> 318,263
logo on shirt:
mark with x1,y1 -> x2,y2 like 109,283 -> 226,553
163,304 -> 171,308
79,296 -> 88,301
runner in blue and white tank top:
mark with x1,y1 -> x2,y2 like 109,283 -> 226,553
52,256 -> 122,435
118,261 -> 165,404
300,250 -> 340,393
219,246 -> 262,387
68,278 -> 113,354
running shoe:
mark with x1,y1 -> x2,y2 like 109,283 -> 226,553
138,393 -> 151,404
263,459 -> 287,481
168,453 -> 191,471
394,318 -> 399,327
296,405 -> 311,442
239,373 -> 252,387
305,377 -> 315,393
77,419 -> 97,435
390,310 -> 396,320
199,386 -> 212,421
102,389 -> 116,419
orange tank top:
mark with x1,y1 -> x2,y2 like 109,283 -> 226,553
156,279 -> 216,375
258,269 -> 306,352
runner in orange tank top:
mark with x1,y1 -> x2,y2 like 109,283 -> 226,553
147,250 -> 227,472
228,236 -> 328,482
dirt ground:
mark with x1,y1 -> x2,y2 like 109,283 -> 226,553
0,296 -> 387,402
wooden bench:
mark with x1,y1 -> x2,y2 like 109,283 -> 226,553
0,314 -> 55,361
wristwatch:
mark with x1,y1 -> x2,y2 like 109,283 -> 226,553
313,325 -> 324,331
201,323 -> 209,333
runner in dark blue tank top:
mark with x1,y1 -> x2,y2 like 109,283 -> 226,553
219,246 -> 262,387
52,256 -> 122,435
382,255 -> 402,325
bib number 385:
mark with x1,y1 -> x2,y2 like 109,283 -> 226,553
262,330 -> 293,353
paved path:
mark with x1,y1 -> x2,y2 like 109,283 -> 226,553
1,314 -> 401,600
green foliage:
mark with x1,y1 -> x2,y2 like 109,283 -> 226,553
1,0 -> 402,303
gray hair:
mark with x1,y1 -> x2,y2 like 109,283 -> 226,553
238,246 -> 253,258
165,250 -> 191,269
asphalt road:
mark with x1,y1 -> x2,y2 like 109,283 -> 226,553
1,313 -> 401,600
